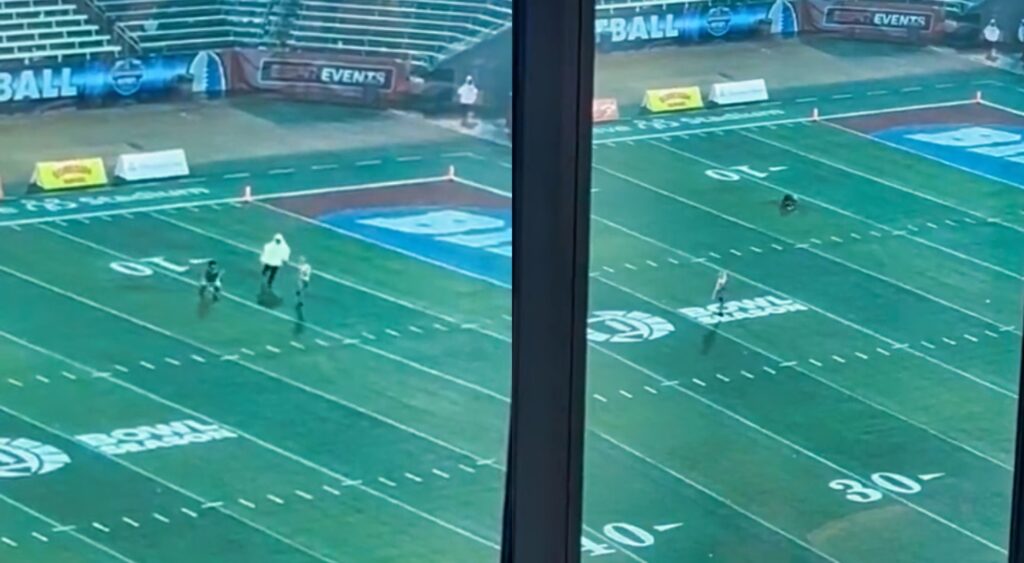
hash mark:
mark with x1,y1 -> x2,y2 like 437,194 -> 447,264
122,517 -> 139,528
378,478 -> 397,487
153,513 -> 171,522
289,341 -> 306,350
361,332 -> 377,340
34,375 -> 49,383
404,473 -> 423,483
854,352 -> 869,360
322,486 -> 341,495
432,469 -> 451,479
729,249 -> 743,256
139,361 -> 155,370
875,348 -> 891,356
644,385 -> 658,394
315,339 -> 331,346
963,334 -> 979,342
190,355 -> 206,363
2,537 -> 17,547
164,358 -> 181,366
808,359 -> 823,367
920,341 -> 936,349
941,337 -> 957,346
829,236 -> 843,243
770,244 -> 785,250
265,345 -> 281,353
708,252 -> 722,259
831,355 -> 846,364
181,508 -> 198,518
740,370 -> 755,379
408,325 -> 424,334
238,499 -> 256,509
458,464 -> 476,474
31,532 -> 48,542
849,233 -> 862,239
646,260 -> 658,267
294,490 -> 314,500
619,390 -> 633,399
266,495 -> 285,505
593,394 -> 608,403
385,329 -> 401,337
6,379 -> 21,387
985,330 -> 999,338
715,374 -> 730,383
92,523 -> 110,533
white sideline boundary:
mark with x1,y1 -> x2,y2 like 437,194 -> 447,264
593,99 -> 975,145
0,175 -> 449,228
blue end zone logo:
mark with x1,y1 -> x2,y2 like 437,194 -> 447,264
876,125 -> 1024,188
322,207 -> 511,287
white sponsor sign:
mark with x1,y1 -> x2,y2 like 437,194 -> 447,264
709,79 -> 769,106
680,296 -> 807,325
587,311 -> 674,343
0,438 -> 70,479
115,149 -> 190,182
76,419 -> 237,456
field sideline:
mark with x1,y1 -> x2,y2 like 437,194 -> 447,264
0,70 -> 1021,562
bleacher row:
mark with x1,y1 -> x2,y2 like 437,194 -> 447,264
0,0 -> 513,70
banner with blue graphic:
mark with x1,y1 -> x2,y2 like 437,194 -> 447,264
595,0 -> 799,51
0,51 -> 227,108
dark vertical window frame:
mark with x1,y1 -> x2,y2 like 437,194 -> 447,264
1010,317 -> 1024,562
501,0 -> 595,558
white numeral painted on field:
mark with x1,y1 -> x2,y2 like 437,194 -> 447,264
580,521 -> 682,557
110,255 -> 203,277
705,164 -> 786,182
830,472 -> 941,504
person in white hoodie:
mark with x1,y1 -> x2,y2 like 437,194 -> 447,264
260,233 -> 291,291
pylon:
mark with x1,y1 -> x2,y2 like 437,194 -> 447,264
975,90 -> 983,103
242,184 -> 253,203
811,107 -> 820,121
447,165 -> 456,180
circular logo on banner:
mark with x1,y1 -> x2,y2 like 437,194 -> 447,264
706,6 -> 734,37
110,59 -> 146,96
0,438 -> 71,479
587,311 -> 674,343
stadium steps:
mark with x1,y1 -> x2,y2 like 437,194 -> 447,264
0,0 -> 118,64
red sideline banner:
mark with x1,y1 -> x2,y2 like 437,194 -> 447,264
593,98 -> 620,123
800,0 -> 945,43
222,49 -> 412,104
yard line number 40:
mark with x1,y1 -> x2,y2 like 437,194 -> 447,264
830,472 -> 944,503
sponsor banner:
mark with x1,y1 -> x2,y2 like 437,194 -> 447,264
709,79 -> 769,106
801,0 -> 945,42
0,51 -> 225,109
224,49 -> 411,104
115,149 -> 190,182
76,419 -> 237,456
643,86 -> 704,113
32,158 -> 108,191
593,98 -> 621,123
595,0 -> 799,51
680,295 -> 808,325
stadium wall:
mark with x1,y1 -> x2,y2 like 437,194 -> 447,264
0,49 -> 412,113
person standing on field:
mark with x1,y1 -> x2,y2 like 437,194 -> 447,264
983,19 -> 1001,61
1018,18 -> 1024,62
260,233 -> 291,291
457,75 -> 479,128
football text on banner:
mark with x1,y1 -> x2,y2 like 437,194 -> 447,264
31,158 -> 107,191
642,86 -> 704,113
709,79 -> 769,106
593,98 -> 621,123
114,149 -> 190,182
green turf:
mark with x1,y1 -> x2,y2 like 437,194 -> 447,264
0,72 -> 1021,563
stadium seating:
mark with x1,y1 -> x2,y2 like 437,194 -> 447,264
0,0 -> 119,64
90,0 -> 511,68
288,0 -> 513,69
92,0 -> 273,54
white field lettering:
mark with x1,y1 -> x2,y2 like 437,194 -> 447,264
679,296 -> 808,325
75,419 -> 237,456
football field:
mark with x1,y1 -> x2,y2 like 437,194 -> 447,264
0,72 -> 1022,562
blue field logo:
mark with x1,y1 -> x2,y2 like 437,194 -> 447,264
878,125 -> 1024,188
323,206 -> 512,287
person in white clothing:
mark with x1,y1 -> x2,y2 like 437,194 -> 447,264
983,19 -> 1001,61
295,256 -> 312,308
260,233 -> 291,291
457,75 -> 479,128
712,270 -> 729,317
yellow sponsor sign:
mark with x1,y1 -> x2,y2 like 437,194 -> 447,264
32,158 -> 108,191
642,86 -> 704,113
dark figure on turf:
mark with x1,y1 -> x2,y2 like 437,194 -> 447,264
199,260 -> 223,302
260,233 -> 291,291
780,193 -> 798,213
